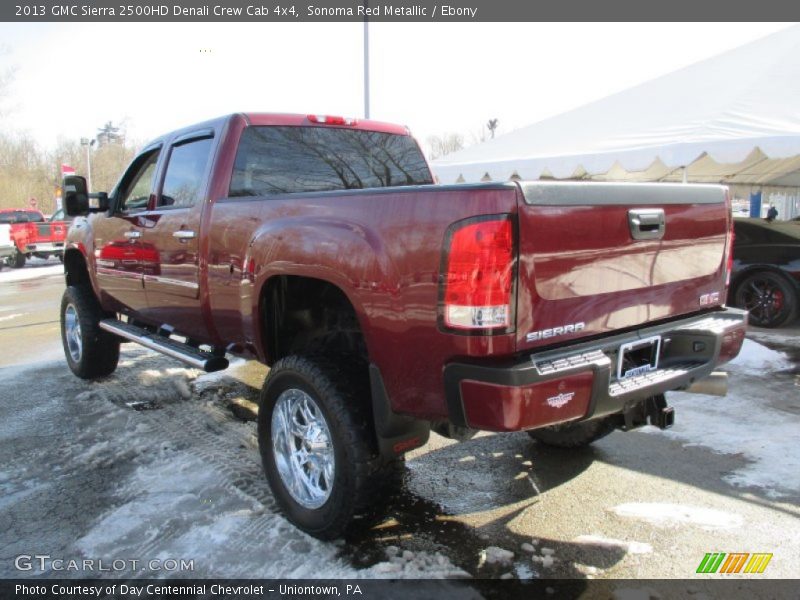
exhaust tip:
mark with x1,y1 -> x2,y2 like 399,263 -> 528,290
683,371 -> 728,397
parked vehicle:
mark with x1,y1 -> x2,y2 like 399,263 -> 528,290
0,224 -> 14,270
729,218 -> 800,327
0,208 -> 69,268
59,113 -> 746,539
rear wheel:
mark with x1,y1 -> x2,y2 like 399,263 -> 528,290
60,285 -> 120,379
734,271 -> 797,328
9,250 -> 25,269
528,417 -> 616,448
258,355 -> 387,539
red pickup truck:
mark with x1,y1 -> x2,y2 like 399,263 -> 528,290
0,208 -> 68,268
60,113 -> 746,538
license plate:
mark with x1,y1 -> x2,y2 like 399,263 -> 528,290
617,335 -> 661,380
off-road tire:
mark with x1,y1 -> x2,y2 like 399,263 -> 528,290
258,355 -> 394,539
527,417 -> 616,448
60,285 -> 120,379
734,270 -> 797,328
9,250 -> 25,269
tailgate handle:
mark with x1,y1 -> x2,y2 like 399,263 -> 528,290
628,209 -> 665,240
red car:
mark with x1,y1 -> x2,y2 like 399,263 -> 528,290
59,113 -> 746,538
0,208 -> 69,268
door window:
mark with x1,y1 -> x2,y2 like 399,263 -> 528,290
159,138 -> 213,209
118,150 -> 160,212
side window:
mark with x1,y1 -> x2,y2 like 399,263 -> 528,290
118,150 -> 160,212
159,137 -> 213,209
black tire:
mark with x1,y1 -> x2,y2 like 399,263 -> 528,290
528,417 -> 616,448
60,285 -> 120,379
258,355 -> 388,539
734,271 -> 797,328
9,250 -> 25,269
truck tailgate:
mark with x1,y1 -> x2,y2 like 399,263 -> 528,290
515,182 -> 731,351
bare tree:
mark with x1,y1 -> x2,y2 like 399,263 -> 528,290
426,133 -> 465,160
487,118 -> 499,139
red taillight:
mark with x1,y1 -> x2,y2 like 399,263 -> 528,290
307,114 -> 358,126
725,227 -> 735,289
442,217 -> 514,330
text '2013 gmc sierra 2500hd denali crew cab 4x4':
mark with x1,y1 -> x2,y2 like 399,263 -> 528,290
59,112 -> 747,539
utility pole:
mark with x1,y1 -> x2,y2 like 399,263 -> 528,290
80,137 -> 96,192
363,1 -> 370,119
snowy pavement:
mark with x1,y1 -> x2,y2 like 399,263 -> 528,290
0,271 -> 798,589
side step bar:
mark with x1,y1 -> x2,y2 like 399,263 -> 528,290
99,319 -> 229,372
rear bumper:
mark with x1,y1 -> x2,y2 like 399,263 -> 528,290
443,307 -> 747,432
24,242 -> 64,253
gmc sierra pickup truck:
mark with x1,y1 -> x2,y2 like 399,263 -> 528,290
60,112 -> 747,539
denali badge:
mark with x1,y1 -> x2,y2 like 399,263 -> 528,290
527,322 -> 585,342
546,392 -> 575,408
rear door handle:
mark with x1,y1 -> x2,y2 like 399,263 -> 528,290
173,230 -> 196,240
628,209 -> 665,240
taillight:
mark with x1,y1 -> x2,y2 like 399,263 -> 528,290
725,227 -> 735,289
441,217 -> 515,331
723,189 -> 734,290
307,115 -> 358,126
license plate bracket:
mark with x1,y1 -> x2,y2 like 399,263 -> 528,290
617,335 -> 662,380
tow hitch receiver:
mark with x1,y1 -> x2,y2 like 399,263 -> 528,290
622,394 -> 675,431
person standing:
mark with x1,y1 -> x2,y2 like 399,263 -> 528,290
766,204 -> 778,222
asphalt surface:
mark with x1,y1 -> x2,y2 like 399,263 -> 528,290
0,260 -> 798,594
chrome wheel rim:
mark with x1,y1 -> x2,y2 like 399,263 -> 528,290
271,388 -> 335,509
64,304 -> 82,362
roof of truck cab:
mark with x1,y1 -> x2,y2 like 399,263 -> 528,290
243,113 -> 410,135
144,113 -> 411,149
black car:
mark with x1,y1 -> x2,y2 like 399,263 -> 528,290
730,218 -> 800,328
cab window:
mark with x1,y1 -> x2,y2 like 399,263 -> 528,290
159,137 -> 213,209
117,150 -> 160,212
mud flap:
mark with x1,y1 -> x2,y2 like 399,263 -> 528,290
369,364 -> 430,458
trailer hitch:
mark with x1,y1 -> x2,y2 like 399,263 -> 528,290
621,394 -> 674,431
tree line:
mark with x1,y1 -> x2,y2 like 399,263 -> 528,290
0,130 -> 138,215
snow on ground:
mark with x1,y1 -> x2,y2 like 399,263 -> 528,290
0,263 -> 63,283
641,338 -> 800,497
725,338 -> 793,374
572,535 -> 653,555
33,353 -> 468,581
611,503 -> 744,530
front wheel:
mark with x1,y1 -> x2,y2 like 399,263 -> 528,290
734,271 -> 797,328
258,355 -> 383,539
60,285 -> 120,379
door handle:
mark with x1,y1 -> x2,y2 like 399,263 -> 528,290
124,230 -> 141,240
173,230 -> 196,240
628,209 -> 665,240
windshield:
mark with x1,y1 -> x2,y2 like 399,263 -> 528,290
229,126 -> 433,197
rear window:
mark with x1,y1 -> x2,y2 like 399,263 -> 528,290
0,210 -> 43,223
229,126 -> 432,197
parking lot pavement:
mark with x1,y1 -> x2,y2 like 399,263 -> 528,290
0,271 -> 798,590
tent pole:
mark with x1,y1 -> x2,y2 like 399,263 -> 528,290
682,166 -> 688,184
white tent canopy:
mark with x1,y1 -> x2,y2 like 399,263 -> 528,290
433,25 -> 800,191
